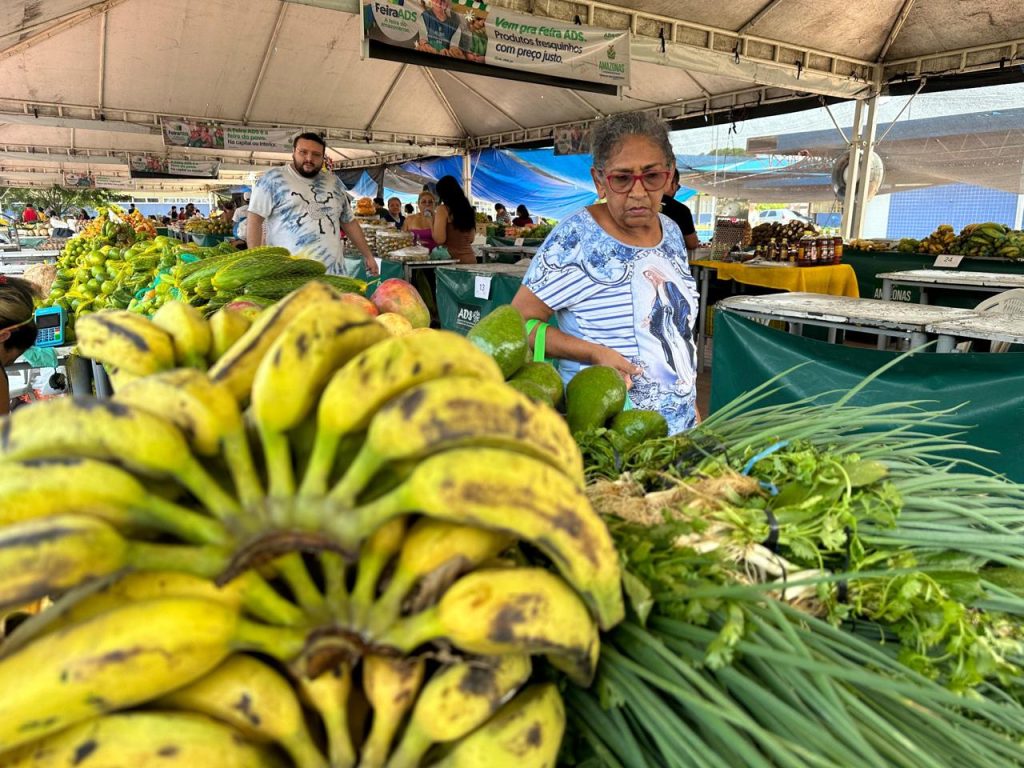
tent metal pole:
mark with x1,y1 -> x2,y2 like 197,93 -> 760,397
462,151 -> 472,200
840,99 -> 864,241
853,93 -> 879,239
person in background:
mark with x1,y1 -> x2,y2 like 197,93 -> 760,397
47,211 -> 72,238
247,132 -> 378,277
181,203 -> 197,220
432,175 -> 477,265
21,204 -> 38,224
404,203 -> 414,216
511,111 -> 699,434
494,203 -> 512,226
233,192 -> 250,240
660,169 -> 700,253
0,277 -> 40,416
373,197 -> 389,219
512,204 -> 533,227
402,190 -> 438,251
128,204 -> 136,215
386,197 -> 405,229
169,205 -> 178,220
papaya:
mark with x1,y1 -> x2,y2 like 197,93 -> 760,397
609,410 -> 668,445
510,361 -> 564,408
467,305 -> 528,379
565,365 -> 627,435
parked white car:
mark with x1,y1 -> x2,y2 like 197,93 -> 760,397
756,209 -> 811,225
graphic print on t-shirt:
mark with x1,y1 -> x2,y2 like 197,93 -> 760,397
290,189 -> 338,236
631,255 -> 697,395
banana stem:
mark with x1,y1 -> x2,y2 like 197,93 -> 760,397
327,446 -> 381,507
222,429 -> 264,508
384,727 -> 431,768
275,553 -> 326,616
299,430 -> 341,498
138,494 -> 229,546
300,667 -> 356,768
321,552 -> 349,620
238,572 -> 308,627
365,575 -> 413,638
262,426 -> 296,499
178,457 -> 245,523
377,608 -> 443,653
127,542 -> 228,578
233,618 -> 307,662
349,552 -> 387,630
324,486 -> 405,547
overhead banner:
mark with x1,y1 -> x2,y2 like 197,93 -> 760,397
62,172 -> 96,188
129,154 -> 220,179
94,175 -> 135,190
361,0 -> 630,89
161,118 -> 294,152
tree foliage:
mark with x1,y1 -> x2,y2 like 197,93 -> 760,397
0,185 -> 129,218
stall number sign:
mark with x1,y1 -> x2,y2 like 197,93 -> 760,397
514,238 -> 525,247
933,254 -> 963,268
474,276 -> 492,300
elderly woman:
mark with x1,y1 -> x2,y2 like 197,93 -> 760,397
511,111 -> 699,433
0,277 -> 40,415
402,190 -> 439,251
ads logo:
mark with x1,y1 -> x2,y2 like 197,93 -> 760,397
371,0 -> 418,36
457,306 -> 482,327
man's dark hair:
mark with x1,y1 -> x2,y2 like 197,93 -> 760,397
373,197 -> 386,206
672,168 -> 680,185
293,132 -> 327,150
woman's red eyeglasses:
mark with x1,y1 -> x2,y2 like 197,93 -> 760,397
602,169 -> 671,194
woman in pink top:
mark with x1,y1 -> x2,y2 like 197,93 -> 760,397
402,190 -> 437,251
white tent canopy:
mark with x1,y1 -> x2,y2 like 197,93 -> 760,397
0,0 -> 1021,193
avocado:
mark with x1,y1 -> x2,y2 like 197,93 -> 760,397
510,361 -> 564,408
467,305 -> 528,379
508,378 -> 555,408
565,365 -> 627,434
609,410 -> 669,446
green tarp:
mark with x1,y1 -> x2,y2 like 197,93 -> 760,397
711,311 -> 1024,481
844,249 -> 1024,306
435,264 -> 527,333
351,259 -> 405,296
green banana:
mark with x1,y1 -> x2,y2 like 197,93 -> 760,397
158,655 -> 325,768
114,370 -> 263,506
431,684 -> 565,768
349,518 -> 407,630
326,448 -> 624,631
379,567 -> 599,686
367,520 -> 512,636
0,711 -> 284,768
208,307 -> 253,364
299,663 -> 356,768
385,655 -> 531,768
209,280 -> 343,402
359,655 -> 425,768
0,397 -> 241,523
0,596 -> 306,752
74,310 -> 176,375
300,331 -> 504,497
250,301 -> 388,498
0,457 -> 225,545
0,515 -> 229,613
151,300 -> 212,368
329,376 -> 584,506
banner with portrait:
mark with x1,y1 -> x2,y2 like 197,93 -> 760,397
162,118 -> 294,152
129,155 -> 220,179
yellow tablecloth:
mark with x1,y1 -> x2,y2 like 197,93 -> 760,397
691,260 -> 860,298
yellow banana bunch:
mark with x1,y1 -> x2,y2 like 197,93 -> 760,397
75,310 -> 176,375
209,307 -> 252,363
158,654 -> 324,768
0,711 -> 283,767
151,300 -> 212,369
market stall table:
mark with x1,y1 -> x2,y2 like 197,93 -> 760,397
716,292 -> 977,349
690,259 -> 860,372
927,314 -> 1024,353
477,245 -> 538,264
878,269 -> 1024,304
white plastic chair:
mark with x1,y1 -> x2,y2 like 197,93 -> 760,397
958,288 -> 1024,353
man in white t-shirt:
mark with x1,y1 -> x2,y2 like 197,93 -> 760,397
232,191 -> 250,240
247,133 -> 378,277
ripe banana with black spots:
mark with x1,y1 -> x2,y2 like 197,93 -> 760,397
74,309 -> 176,376
385,654 -> 531,768
0,457 -> 225,545
329,376 -> 583,506
327,448 -> 624,630
251,301 -> 388,497
209,307 -> 252,364
1,570 -> 304,659
379,567 -> 599,686
0,711 -> 284,768
209,280 -> 343,402
158,654 -> 325,768
114,370 -> 262,505
431,684 -> 565,768
349,518 -> 407,629
298,663 -> 356,768
0,515 -> 232,613
367,520 -> 511,636
359,655 -> 425,768
299,331 -> 503,497
0,397 -> 242,523
0,596 -> 306,752
151,300 -> 212,369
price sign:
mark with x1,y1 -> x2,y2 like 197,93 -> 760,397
474,275 -> 492,300
933,254 -> 963,268
514,237 -> 525,247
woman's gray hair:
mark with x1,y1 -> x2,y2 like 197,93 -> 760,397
590,111 -> 674,171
